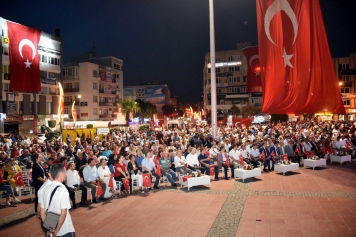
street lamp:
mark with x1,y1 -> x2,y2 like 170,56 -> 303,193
209,0 -> 217,138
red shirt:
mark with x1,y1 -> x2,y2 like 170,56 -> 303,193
114,163 -> 126,177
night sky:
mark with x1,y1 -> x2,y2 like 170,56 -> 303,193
1,0 -> 356,104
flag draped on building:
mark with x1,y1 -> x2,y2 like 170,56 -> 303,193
242,46 -> 262,93
256,0 -> 345,114
7,21 -> 41,92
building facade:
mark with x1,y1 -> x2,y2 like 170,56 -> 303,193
333,53 -> 356,120
62,52 -> 123,121
1,17 -> 62,134
203,43 -> 262,113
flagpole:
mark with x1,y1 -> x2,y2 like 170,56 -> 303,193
209,0 -> 217,138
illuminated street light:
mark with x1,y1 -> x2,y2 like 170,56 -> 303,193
338,82 -> 343,86
209,0 -> 217,138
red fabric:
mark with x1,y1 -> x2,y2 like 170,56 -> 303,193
114,163 -> 126,177
7,21 -> 41,92
239,155 -> 244,165
122,178 -> 130,191
346,142 -> 351,152
96,181 -> 103,197
256,0 -> 345,114
142,173 -> 151,187
182,175 -> 191,182
271,151 -> 276,162
281,154 -> 288,161
209,165 -> 215,176
261,152 -> 266,162
0,171 -> 4,183
108,174 -> 114,189
242,46 -> 262,93
156,163 -> 162,176
310,151 -> 315,157
13,172 -> 25,187
225,158 -> 231,168
295,147 -> 301,156
10,150 -> 20,158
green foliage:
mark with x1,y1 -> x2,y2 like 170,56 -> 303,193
270,114 -> 289,122
135,99 -> 157,123
230,105 -> 240,116
240,105 -> 261,117
119,98 -> 140,125
86,124 -> 93,128
161,104 -> 176,117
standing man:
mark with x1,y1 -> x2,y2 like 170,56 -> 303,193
40,164 -> 75,237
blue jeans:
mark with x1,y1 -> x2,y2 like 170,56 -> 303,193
161,169 -> 176,185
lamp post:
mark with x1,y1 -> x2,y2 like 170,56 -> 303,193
209,0 -> 217,138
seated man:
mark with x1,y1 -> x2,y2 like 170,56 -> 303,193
66,161 -> 88,208
19,149 -> 31,165
248,144 -> 261,168
198,147 -> 219,181
186,148 -> 205,173
174,148 -> 192,175
159,152 -> 177,187
142,151 -> 161,189
82,158 -> 106,203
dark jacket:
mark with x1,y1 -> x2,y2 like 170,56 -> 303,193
32,162 -> 45,188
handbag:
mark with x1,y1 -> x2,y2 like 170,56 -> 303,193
42,185 -> 61,230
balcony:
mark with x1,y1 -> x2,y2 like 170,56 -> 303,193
99,114 -> 108,119
99,102 -> 117,106
63,88 -> 80,93
64,100 -> 79,106
216,83 -> 229,87
99,89 -> 116,94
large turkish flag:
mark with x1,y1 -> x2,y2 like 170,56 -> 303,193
242,46 -> 262,93
256,0 -> 345,114
7,21 -> 41,92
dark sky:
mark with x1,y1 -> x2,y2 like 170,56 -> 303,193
1,0 -> 356,104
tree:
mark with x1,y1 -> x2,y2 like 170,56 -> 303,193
161,104 -> 176,117
230,105 -> 240,116
240,105 -> 261,117
118,98 -> 140,125
270,114 -> 289,122
135,99 -> 157,123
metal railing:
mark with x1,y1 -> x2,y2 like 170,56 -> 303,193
63,88 -> 80,93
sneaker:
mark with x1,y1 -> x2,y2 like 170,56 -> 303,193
153,186 -> 160,189
139,190 -> 145,193
13,198 -> 21,204
6,201 -> 12,206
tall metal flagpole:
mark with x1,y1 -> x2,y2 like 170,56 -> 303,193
209,0 -> 217,138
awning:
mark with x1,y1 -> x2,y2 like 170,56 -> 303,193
225,94 -> 249,99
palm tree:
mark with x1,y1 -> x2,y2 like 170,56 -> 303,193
135,99 -> 157,123
118,98 -> 140,125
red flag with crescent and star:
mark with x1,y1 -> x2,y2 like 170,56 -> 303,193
209,165 -> 215,176
225,158 -> 231,168
13,172 -> 25,187
142,173 -> 152,187
7,21 -> 41,92
256,0 -> 345,114
96,181 -> 104,197
108,174 -> 114,189
156,163 -> 162,177
242,46 -> 262,93
122,178 -> 130,191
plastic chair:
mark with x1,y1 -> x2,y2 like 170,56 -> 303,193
131,176 -> 139,192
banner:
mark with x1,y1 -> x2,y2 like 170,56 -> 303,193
145,87 -> 165,105
7,21 -> 41,92
256,0 -> 345,114
242,46 -> 262,92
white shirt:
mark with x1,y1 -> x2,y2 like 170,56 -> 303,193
41,181 -> 75,236
142,158 -> 155,171
240,149 -> 249,158
174,155 -> 187,167
209,148 -> 218,157
38,180 -> 52,207
66,169 -> 80,188
97,165 -> 111,179
229,149 -> 241,161
185,153 -> 200,167
83,165 -> 99,182
250,149 -> 260,158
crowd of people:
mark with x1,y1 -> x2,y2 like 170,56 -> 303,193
1,119 -> 355,212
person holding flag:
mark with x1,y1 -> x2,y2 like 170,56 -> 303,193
293,139 -> 306,166
142,151 -> 160,190
217,146 -> 234,180
0,164 -> 20,207
113,155 -> 131,193
259,141 -> 273,172
83,158 -> 107,203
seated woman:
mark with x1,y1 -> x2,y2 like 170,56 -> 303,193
127,154 -> 145,193
97,158 -> 118,198
114,155 -> 131,194
0,164 -> 20,207
174,148 -> 192,175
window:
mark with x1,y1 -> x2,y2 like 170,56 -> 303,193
343,100 -> 350,106
113,63 -> 121,70
2,46 -> 9,55
216,68 -> 220,73
342,76 -> 350,82
93,70 -> 98,77
74,82 -> 79,89
93,83 -> 98,90
40,71 -> 47,79
93,96 -> 98,102
243,76 -> 247,82
93,108 -> 98,115
64,108 -> 70,114
216,78 -> 221,83
208,68 -> 211,74
216,57 -> 221,62
49,72 -> 59,79
207,79 -> 211,85
219,100 -> 225,105
340,87 -> 350,93
3,83 -> 9,91
41,55 -> 47,63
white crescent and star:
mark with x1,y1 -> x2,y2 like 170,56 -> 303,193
264,0 -> 299,68
249,54 -> 260,76
18,39 -> 37,69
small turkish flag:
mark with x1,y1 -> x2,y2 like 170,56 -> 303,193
7,21 -> 41,92
13,172 -> 25,187
156,163 -> 162,177
281,154 -> 288,161
209,165 -> 215,176
225,158 -> 231,168
108,174 -> 114,189
295,147 -> 301,156
261,152 -> 266,162
182,176 -> 191,182
271,151 -> 276,162
122,178 -> 130,191
239,155 -> 244,165
142,174 -> 151,187
96,181 -> 103,197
